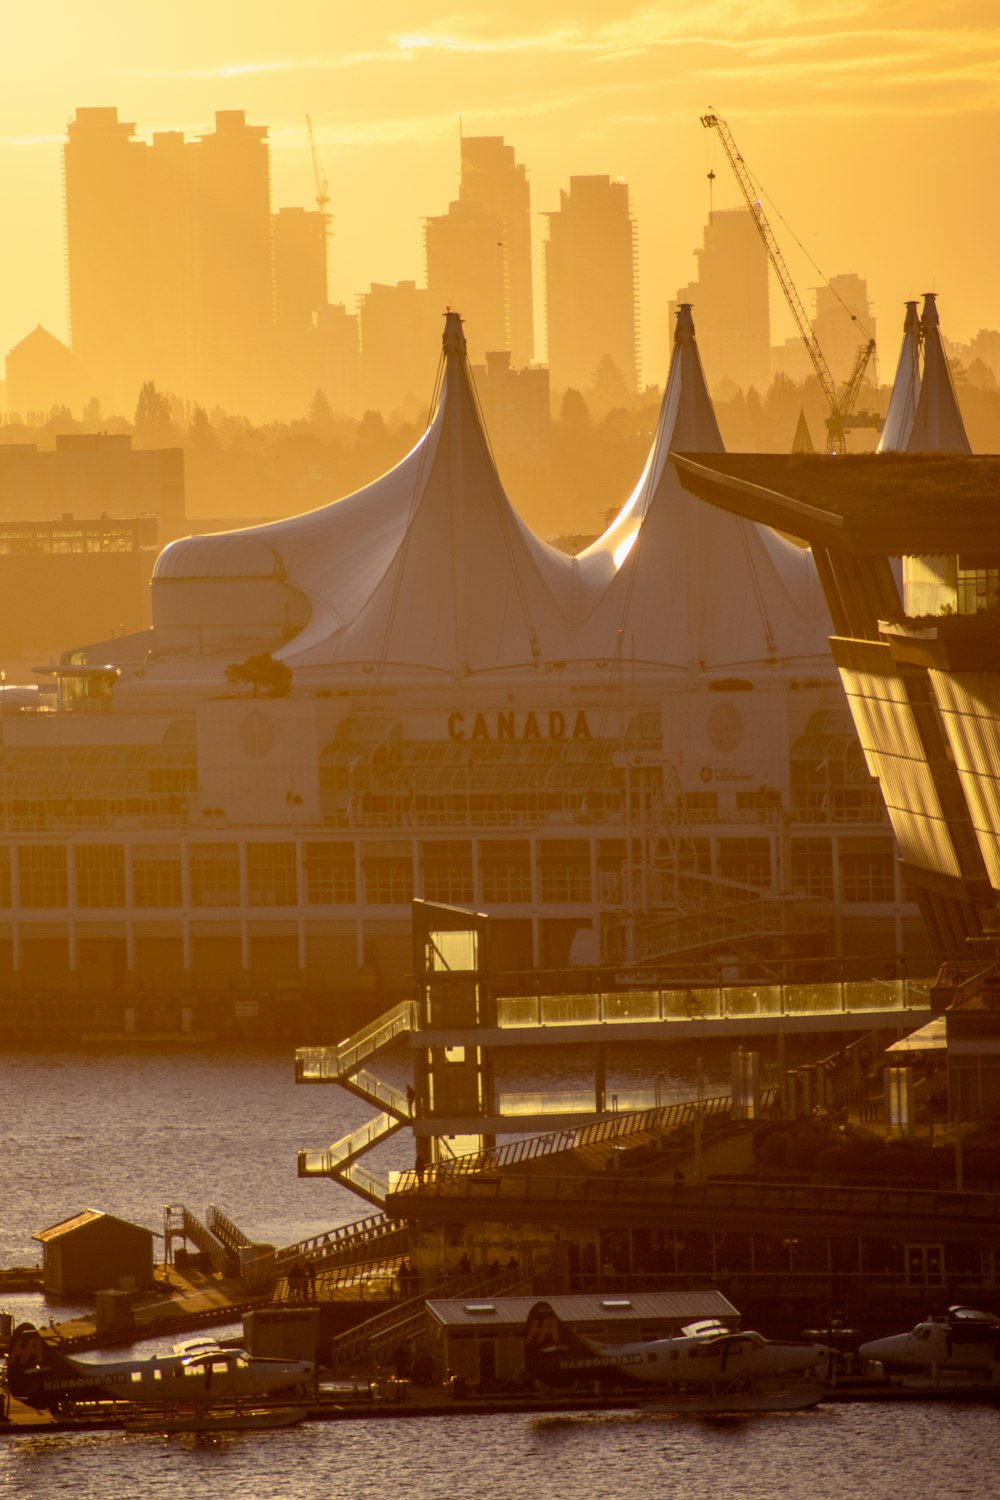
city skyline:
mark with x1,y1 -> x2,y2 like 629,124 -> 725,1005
1,1 -> 997,392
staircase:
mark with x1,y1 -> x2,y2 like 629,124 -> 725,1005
295,1003 -> 417,1207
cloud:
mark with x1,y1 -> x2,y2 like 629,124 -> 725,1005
0,134 -> 64,146
143,49 -> 408,81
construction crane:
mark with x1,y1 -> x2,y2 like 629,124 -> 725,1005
306,114 -> 331,228
701,112 -> 880,453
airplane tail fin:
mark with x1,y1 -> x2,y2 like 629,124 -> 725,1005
6,1323 -> 88,1405
524,1301 -> 606,1385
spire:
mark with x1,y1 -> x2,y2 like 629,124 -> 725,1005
877,301 -> 921,453
905,293 -> 972,454
667,304 -> 725,454
442,308 -> 467,358
791,408 -> 815,455
573,301 -> 830,671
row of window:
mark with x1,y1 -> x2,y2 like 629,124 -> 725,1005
0,835 -> 898,910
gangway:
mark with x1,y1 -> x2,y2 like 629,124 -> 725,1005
325,1267 -> 530,1372
162,1203 -> 242,1276
295,978 -> 932,1208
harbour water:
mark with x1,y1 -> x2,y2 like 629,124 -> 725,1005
1,1043 -> 996,1499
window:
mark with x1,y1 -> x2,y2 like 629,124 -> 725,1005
18,846 -> 68,907
480,840 -> 531,903
538,840 -> 591,902
791,838 -> 834,898
363,844 -> 413,904
247,843 -> 297,906
133,844 -> 182,907
190,843 -> 240,906
304,844 -> 356,904
420,841 -> 473,904
717,838 -> 771,886
75,845 -> 126,907
956,561 -> 1000,615
839,839 -> 895,902
679,791 -> 718,820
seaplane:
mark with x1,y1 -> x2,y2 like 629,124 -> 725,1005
523,1301 -> 829,1412
4,1322 -> 314,1420
860,1306 -> 1000,1379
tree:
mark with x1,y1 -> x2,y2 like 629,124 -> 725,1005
308,388 -> 334,429
187,405 -> 219,454
133,381 -> 177,448
588,354 -> 631,418
559,388 -> 591,430
225,652 -> 293,699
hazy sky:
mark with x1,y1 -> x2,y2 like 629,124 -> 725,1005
3,1 -> 997,389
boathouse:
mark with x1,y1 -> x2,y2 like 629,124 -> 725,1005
424,1290 -> 739,1388
33,1209 -> 154,1296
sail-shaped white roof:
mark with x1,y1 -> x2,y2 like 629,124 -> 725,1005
283,313 -> 577,678
906,293 -> 972,455
152,313 -> 577,680
877,301 -> 921,454
144,304 -> 830,689
570,304 -> 831,672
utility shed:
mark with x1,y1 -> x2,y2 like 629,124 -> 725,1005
424,1290 -> 739,1388
33,1210 -> 154,1296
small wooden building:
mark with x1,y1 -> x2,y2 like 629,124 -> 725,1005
424,1290 -> 739,1388
33,1209 -> 154,1296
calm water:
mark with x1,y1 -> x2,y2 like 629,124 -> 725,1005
1,1043 -> 995,1498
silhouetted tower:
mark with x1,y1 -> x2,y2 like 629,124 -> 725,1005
425,199 -> 506,363
147,130 -> 196,400
544,176 -> 638,399
188,111 -> 273,415
358,281 -> 439,417
674,208 -> 770,396
273,207 -> 329,332
459,136 -> 534,367
63,107 -> 150,414
812,274 -> 876,390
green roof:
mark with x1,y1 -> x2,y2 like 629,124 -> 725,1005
671,453 -> 1000,557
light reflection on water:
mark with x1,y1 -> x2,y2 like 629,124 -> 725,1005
3,1043 -> 992,1498
2,1405 -> 998,1500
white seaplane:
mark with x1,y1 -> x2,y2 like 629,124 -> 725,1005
5,1322 -> 314,1421
523,1301 -> 828,1412
860,1306 -> 1000,1379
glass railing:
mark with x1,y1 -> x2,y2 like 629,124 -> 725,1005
539,993 -> 600,1025
782,983 -> 842,1015
722,985 -> 782,1018
495,978 -> 932,1029
496,1089 -> 598,1116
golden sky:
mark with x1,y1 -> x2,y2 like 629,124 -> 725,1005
3,0 -> 998,389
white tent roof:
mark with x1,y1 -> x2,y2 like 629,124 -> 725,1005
906,293 -> 972,455
571,304 -> 831,671
877,300 -> 921,454
149,305 -> 831,685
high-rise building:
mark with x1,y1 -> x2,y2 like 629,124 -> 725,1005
63,108 -> 282,421
459,136 -> 534,368
358,282 -> 439,418
271,206 -> 332,418
147,130 -> 196,401
273,208 -> 329,334
771,273 -> 878,394
187,111 -> 274,416
812,274 -> 876,389
316,303 -> 362,418
674,208 -> 770,396
5,327 -> 83,419
425,199 -> 507,364
63,108 -> 150,415
544,176 -> 638,399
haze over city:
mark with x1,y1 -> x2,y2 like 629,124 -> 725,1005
2,0 -> 998,382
